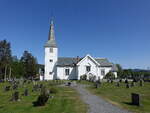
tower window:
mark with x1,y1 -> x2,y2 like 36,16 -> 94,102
65,69 -> 70,75
50,48 -> 53,53
49,72 -> 53,75
86,66 -> 91,72
50,59 -> 53,62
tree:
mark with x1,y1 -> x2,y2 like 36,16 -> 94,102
116,64 -> 123,78
11,56 -> 25,78
0,40 -> 12,80
20,51 -> 38,79
104,72 -> 115,79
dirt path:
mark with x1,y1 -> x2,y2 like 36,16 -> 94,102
73,84 -> 131,113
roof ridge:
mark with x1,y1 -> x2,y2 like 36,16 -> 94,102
95,58 -> 107,59
58,57 -> 76,59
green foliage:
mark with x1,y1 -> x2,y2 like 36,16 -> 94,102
80,74 -> 87,80
0,40 -> 12,79
104,72 -> 116,79
116,64 -> 123,78
11,58 -> 25,78
20,51 -> 38,79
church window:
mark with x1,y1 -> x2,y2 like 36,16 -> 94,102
50,59 -> 53,62
65,69 -> 70,75
49,72 -> 53,75
50,48 -> 53,53
101,69 -> 105,76
86,66 -> 91,72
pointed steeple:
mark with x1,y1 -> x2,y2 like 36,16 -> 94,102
48,19 -> 55,40
45,19 -> 57,47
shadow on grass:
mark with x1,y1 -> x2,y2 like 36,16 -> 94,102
122,101 -> 142,107
122,102 -> 133,105
0,106 -> 4,109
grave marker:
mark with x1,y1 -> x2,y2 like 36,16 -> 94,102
131,93 -> 140,106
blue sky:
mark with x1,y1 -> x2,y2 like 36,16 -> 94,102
0,0 -> 150,69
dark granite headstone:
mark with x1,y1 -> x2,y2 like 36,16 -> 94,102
131,93 -> 140,106
111,80 -> 113,83
116,82 -> 120,87
10,91 -> 20,101
24,89 -> 29,96
94,82 -> 100,88
119,79 -> 122,83
4,86 -> 11,91
126,83 -> 130,88
125,79 -> 128,84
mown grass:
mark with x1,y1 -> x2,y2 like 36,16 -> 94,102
79,80 -> 150,113
0,81 -> 87,113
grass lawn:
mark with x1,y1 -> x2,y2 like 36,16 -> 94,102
0,81 -> 87,113
80,80 -> 150,113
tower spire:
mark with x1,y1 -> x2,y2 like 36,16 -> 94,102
48,19 -> 55,41
45,18 -> 57,47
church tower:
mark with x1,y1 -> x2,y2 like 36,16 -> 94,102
44,19 -> 58,80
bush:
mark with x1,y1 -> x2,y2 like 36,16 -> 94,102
104,72 -> 115,79
89,75 -> 96,82
80,74 -> 87,80
33,86 -> 49,106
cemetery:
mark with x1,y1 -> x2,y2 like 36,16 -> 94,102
78,79 -> 150,113
0,80 -> 87,113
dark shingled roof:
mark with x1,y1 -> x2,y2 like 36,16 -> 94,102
57,57 -> 79,66
57,57 -> 113,67
95,58 -> 113,67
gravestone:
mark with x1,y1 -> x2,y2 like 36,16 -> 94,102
111,80 -> 113,83
125,79 -> 129,84
131,93 -> 140,106
24,89 -> 29,96
33,86 -> 49,106
10,91 -> 20,101
116,82 -> 120,87
119,79 -> 122,83
12,84 -> 18,90
107,79 -> 110,83
126,83 -> 130,88
66,82 -> 71,86
131,82 -> 135,87
39,84 -> 43,88
4,86 -> 11,91
140,80 -> 144,86
94,82 -> 100,88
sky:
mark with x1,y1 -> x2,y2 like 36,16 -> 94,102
0,0 -> 150,69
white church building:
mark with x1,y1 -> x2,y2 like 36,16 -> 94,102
42,20 -> 118,80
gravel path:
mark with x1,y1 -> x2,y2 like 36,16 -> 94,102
73,84 -> 131,113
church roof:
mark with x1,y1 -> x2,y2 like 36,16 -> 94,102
57,57 -> 113,67
57,57 -> 80,66
45,20 -> 57,47
95,58 -> 113,67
